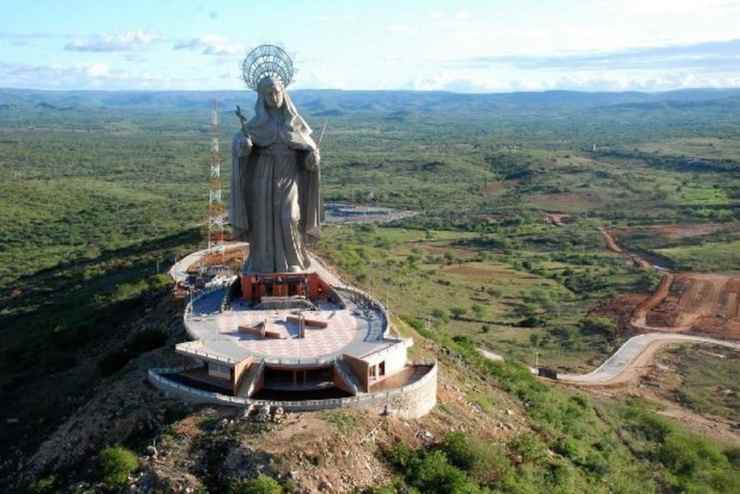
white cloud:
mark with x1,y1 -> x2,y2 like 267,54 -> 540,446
86,63 -> 109,77
401,67 -> 740,93
173,35 -> 243,56
386,24 -> 415,35
65,31 -> 161,52
0,61 -> 213,90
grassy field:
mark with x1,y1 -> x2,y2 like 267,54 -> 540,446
656,345 -> 740,422
316,222 -> 657,372
2,88 -> 740,492
656,240 -> 740,272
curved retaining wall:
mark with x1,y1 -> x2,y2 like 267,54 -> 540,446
148,361 -> 437,419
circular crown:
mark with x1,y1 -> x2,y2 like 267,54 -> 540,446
241,44 -> 294,91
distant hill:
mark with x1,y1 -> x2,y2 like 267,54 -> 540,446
2,87 -> 740,117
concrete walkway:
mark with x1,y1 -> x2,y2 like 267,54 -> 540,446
478,348 -> 504,362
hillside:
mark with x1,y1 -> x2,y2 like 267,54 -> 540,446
1,88 -> 739,493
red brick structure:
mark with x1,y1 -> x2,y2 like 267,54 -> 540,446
240,272 -> 332,303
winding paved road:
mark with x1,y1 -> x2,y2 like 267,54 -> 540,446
479,333 -> 739,385
557,333 -> 740,385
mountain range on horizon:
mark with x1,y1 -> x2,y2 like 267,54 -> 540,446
2,87 -> 740,116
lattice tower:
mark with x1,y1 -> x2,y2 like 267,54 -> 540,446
208,101 -> 225,253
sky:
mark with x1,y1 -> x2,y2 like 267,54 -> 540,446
1,0 -> 740,93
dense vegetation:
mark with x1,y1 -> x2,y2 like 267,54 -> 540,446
1,88 -> 739,492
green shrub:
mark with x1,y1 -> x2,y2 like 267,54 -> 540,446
230,474 -> 283,494
578,316 -> 617,338
657,433 -> 739,492
387,443 -> 484,494
28,476 -> 56,494
450,306 -> 467,319
431,308 -> 449,322
99,446 -> 138,488
725,446 -> 740,468
442,432 -> 478,471
408,450 -> 480,494
509,433 -> 548,465
442,432 -> 512,485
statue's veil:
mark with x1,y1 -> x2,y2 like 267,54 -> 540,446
246,77 -> 317,150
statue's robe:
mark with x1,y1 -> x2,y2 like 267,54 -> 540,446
230,90 -> 321,274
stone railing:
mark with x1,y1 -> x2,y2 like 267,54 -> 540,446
175,342 -> 238,365
148,361 -> 437,418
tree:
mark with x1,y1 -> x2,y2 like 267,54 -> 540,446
450,306 -> 467,319
431,308 -> 449,322
529,333 -> 541,347
471,304 -> 486,319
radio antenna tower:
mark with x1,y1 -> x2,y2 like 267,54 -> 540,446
207,100 -> 225,256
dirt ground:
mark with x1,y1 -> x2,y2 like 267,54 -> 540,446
571,344 -> 740,445
544,213 -> 572,226
186,246 -> 247,274
600,227 -> 624,254
441,262 -> 530,281
635,273 -> 740,339
597,224 -> 740,340
145,350 -> 528,493
611,223 -> 730,241
482,181 -> 506,194
530,192 -> 603,211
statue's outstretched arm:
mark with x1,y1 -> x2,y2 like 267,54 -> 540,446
235,105 -> 249,135
233,106 -> 253,158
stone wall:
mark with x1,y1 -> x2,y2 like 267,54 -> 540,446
149,362 -> 437,420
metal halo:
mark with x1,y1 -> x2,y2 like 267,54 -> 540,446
241,44 -> 294,91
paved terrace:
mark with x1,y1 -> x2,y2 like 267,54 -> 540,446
183,285 -> 398,364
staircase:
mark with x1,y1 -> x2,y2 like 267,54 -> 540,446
236,359 -> 266,398
334,359 -> 361,395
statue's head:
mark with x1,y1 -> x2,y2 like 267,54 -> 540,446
258,77 -> 285,109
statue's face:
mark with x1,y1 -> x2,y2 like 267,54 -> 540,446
262,79 -> 284,109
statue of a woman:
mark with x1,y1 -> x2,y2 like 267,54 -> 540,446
230,76 -> 321,273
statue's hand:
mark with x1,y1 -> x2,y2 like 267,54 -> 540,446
305,149 -> 320,172
238,133 -> 253,158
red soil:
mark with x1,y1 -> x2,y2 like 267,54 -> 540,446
626,273 -> 740,340
599,227 -> 623,254
544,213 -> 572,226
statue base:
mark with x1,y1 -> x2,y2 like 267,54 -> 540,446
240,271 -> 333,304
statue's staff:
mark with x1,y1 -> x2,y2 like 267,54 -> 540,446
235,105 -> 249,136
317,119 -> 328,149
